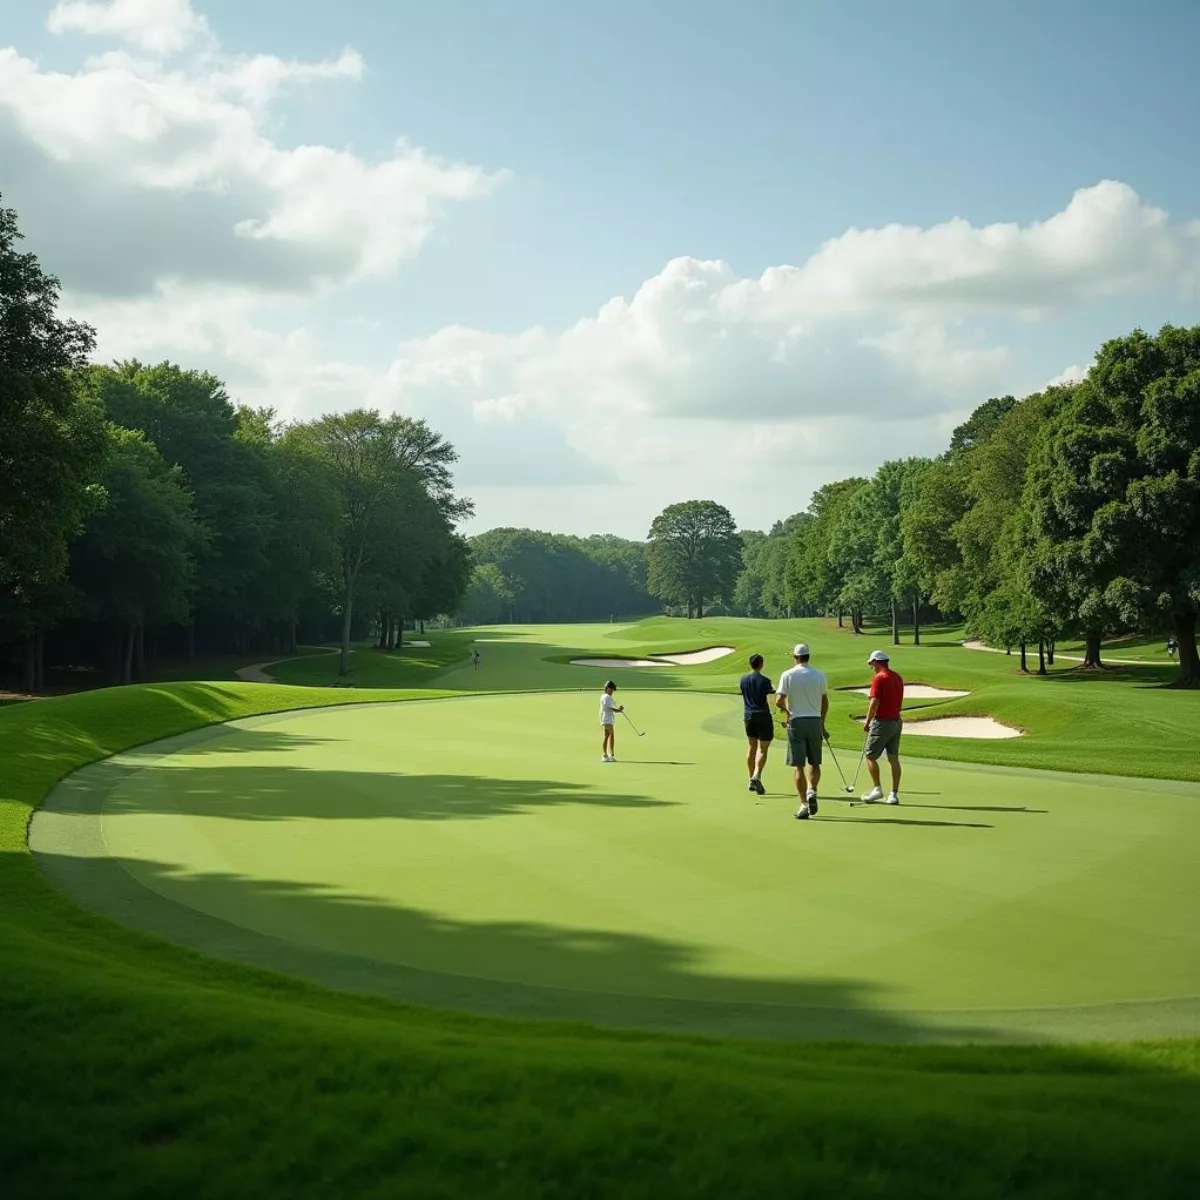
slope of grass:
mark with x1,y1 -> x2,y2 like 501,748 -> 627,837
4,660 -> 1200,1195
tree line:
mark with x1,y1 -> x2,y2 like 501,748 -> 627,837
730,325 -> 1200,686
1,199 -> 470,690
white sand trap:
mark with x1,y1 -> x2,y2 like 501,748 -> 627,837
847,685 -> 969,699
401,640 -> 431,647
653,646 -> 735,665
570,657 -> 673,668
570,646 -> 735,669
904,717 -> 1022,739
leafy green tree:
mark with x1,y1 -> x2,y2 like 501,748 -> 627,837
67,427 -> 202,683
459,563 -> 512,625
1024,326 -> 1200,684
0,199 -> 107,687
646,501 -> 741,618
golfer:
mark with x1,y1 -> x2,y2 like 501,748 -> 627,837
739,653 -> 775,795
861,649 -> 903,804
774,643 -> 828,820
599,680 -> 624,762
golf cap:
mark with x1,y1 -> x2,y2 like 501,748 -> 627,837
605,680 -> 617,689
867,650 -> 890,663
792,643 -> 810,657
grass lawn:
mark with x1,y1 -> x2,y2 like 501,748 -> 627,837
4,619 -> 1200,1197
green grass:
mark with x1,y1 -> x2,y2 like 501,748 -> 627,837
4,623 -> 1200,1197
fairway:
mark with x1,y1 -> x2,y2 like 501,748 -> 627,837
34,689 -> 1200,1042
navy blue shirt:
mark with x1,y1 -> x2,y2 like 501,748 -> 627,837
739,671 -> 774,719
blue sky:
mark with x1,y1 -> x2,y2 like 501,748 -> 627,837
3,0 -> 1199,535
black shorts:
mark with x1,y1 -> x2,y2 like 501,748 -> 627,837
744,711 -> 775,742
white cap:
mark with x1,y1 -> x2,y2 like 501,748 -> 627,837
867,649 -> 890,663
792,643 -> 810,657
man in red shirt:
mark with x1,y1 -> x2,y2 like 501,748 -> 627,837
861,649 -> 904,804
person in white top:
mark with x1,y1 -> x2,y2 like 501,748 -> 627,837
599,680 -> 624,762
774,643 -> 829,820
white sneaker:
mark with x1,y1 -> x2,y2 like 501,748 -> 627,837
885,792 -> 899,805
602,755 -> 612,763
806,789 -> 817,802
862,786 -> 884,803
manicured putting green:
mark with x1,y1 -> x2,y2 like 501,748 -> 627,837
35,692 -> 1200,1041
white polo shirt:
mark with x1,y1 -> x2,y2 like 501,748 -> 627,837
776,664 -> 827,718
600,692 -> 617,725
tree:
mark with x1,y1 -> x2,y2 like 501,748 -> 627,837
67,427 -> 201,683
1025,326 -> 1200,684
284,410 -> 467,675
0,199 -> 107,688
645,501 -> 741,618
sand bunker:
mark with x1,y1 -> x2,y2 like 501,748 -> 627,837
846,684 -> 968,700
402,640 -> 431,647
904,717 -> 1022,739
570,646 -> 735,669
570,657 -> 671,668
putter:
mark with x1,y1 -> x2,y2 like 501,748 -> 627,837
621,710 -> 646,737
849,733 -> 869,792
823,731 -> 854,793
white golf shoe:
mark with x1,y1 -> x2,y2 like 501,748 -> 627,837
885,792 -> 900,805
861,785 -> 885,803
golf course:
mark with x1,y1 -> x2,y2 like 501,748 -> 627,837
5,618 -> 1200,1196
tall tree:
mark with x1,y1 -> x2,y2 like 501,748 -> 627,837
67,427 -> 201,683
284,410 -> 466,674
645,500 -> 741,618
0,198 -> 107,690
1025,326 -> 1200,684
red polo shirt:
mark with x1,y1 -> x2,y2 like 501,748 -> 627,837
870,667 -> 904,720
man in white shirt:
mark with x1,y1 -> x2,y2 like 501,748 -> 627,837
774,643 -> 829,820
599,680 -> 624,762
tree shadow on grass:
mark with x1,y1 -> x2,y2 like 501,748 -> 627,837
48,750 -> 679,823
31,844 -> 1015,1045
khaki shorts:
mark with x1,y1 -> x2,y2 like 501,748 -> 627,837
865,717 -> 902,759
785,716 -> 823,768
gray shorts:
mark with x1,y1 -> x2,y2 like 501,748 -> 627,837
865,717 -> 902,759
786,716 -> 823,768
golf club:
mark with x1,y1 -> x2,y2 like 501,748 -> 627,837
849,732 -> 869,792
621,710 -> 646,737
823,730 -> 854,793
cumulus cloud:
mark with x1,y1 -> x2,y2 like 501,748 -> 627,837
48,0 -> 210,56
0,10 -> 503,298
1044,363 -> 1090,388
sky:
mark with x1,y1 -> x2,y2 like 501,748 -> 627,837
2,0 -> 1199,539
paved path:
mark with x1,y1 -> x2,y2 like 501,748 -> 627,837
235,649 -> 339,684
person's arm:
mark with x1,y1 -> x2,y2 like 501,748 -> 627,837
774,676 -> 790,721
821,690 -> 829,736
862,675 -> 879,732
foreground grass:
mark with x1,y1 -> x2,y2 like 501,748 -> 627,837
4,682 -> 1200,1197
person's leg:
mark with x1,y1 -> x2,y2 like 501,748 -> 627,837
888,754 -> 902,794
755,738 -> 770,777
746,738 -> 758,777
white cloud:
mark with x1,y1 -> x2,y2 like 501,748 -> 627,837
0,14 -> 504,297
1045,363 -> 1089,388
48,0 -> 209,56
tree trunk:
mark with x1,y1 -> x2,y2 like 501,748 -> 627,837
121,627 -> 135,685
1019,641 -> 1028,673
133,626 -> 145,681
377,610 -> 387,651
185,621 -> 195,662
396,621 -> 404,649
340,585 -> 354,676
1037,640 -> 1046,675
1173,611 -> 1199,687
21,631 -> 36,694
34,629 -> 45,693
837,608 -> 844,628
419,619 -> 425,634
1082,631 -> 1103,668
698,596 -> 705,619
913,597 -> 921,646
891,599 -> 899,645
1046,639 -> 1055,665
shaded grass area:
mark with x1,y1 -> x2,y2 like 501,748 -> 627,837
3,682 -> 1200,1196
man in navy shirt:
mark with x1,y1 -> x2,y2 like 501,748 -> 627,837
739,653 -> 776,795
